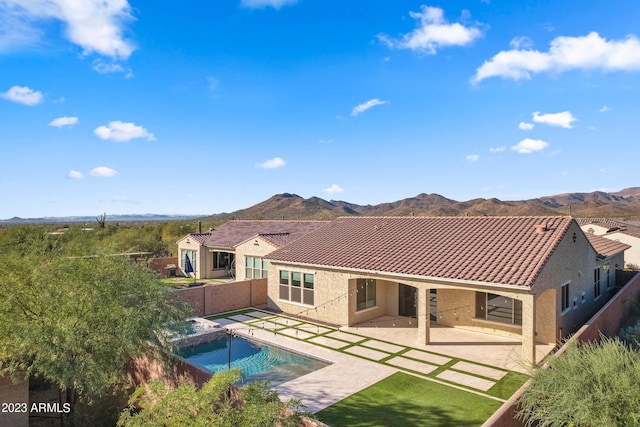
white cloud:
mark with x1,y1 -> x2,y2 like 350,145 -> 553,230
1,85 -> 43,105
49,116 -> 78,128
518,121 -> 534,130
532,111 -> 577,128
378,5 -> 482,54
599,105 -> 612,113
258,157 -> 286,170
466,154 -> 479,162
323,184 -> 344,195
474,32 -> 640,82
489,146 -> 506,152
67,170 -> 83,179
94,121 -> 155,142
351,98 -> 387,116
509,36 -> 533,49
241,0 -> 297,9
511,138 -> 549,154
93,60 -> 132,77
90,166 -> 117,177
2,0 -> 135,60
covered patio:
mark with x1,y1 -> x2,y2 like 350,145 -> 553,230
343,315 -> 556,373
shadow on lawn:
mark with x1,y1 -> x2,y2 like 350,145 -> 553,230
317,400 -> 482,427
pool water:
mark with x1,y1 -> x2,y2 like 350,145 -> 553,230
179,335 -> 330,386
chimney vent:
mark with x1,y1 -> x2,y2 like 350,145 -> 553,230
534,224 -> 548,234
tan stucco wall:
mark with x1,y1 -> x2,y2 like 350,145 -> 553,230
533,221 -> 619,341
235,238 -> 277,280
176,238 -> 209,279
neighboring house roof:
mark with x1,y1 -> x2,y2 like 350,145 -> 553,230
585,233 -> 631,259
254,233 -> 305,248
577,218 -> 640,239
267,216 -> 577,287
185,220 -> 329,250
182,232 -> 212,245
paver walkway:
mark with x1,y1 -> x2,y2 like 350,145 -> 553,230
207,308 -> 522,411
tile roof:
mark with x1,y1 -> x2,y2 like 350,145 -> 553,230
585,233 -> 631,258
577,218 -> 640,239
185,232 -> 212,245
194,220 -> 329,250
266,216 -> 576,287
255,233 -> 301,248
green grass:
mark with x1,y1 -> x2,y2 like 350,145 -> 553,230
316,372 -> 502,427
486,371 -> 529,400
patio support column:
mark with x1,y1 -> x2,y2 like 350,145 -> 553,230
521,294 -> 536,366
418,287 -> 430,345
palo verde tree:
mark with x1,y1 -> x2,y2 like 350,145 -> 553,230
118,369 -> 313,427
517,336 -> 640,427
0,226 -> 192,408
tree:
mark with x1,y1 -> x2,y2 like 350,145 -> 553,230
517,337 -> 640,426
0,226 -> 192,407
117,370 -> 313,427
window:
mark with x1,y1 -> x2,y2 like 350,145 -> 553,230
278,270 -> 314,306
561,283 -> 570,312
180,249 -> 197,272
594,268 -> 601,299
245,256 -> 268,279
604,263 -> 611,289
356,279 -> 376,311
212,252 -> 233,270
475,292 -> 522,325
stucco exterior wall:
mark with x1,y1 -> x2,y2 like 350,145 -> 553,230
176,237 -> 208,279
532,221 -> 620,341
234,238 -> 277,281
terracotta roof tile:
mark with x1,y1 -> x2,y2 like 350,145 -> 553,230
196,220 -> 328,250
585,233 -> 631,258
577,218 -> 640,239
267,216 -> 575,287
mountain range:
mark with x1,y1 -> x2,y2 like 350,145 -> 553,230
208,187 -> 640,221
4,188 -> 640,224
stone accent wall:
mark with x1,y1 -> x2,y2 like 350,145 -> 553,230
173,278 -> 268,317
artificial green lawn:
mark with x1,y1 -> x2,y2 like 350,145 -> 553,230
316,372 -> 502,427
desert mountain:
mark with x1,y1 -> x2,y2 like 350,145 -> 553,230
209,187 -> 640,221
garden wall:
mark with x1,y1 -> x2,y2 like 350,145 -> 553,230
149,256 -> 178,276
173,278 -> 268,317
0,371 -> 29,427
484,271 -> 640,427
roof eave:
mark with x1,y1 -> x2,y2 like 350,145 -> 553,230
268,259 -> 533,293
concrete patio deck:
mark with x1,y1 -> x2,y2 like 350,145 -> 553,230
345,315 -> 556,373
205,309 -> 535,415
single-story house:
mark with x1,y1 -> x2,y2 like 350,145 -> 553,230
265,216 -> 630,364
176,220 -> 328,279
578,218 -> 640,270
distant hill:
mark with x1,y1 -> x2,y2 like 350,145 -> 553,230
205,187 -> 640,221
7,187 -> 640,224
0,214 -> 204,225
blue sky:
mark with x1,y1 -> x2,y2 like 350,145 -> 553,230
1,0 -> 639,218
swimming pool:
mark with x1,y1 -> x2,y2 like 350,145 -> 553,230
179,334 -> 330,386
